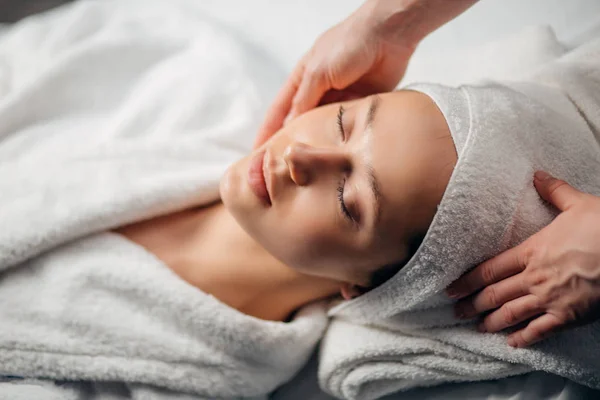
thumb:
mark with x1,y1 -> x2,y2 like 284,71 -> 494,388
534,171 -> 584,211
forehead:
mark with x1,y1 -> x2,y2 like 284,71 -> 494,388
368,91 -> 439,246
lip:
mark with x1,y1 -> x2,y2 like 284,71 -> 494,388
247,150 -> 272,206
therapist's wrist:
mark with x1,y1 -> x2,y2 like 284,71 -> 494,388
362,0 -> 478,49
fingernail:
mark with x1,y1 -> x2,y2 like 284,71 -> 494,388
534,171 -> 552,181
507,337 -> 517,347
477,323 -> 487,333
446,288 -> 461,299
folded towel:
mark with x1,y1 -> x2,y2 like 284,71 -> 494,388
319,36 -> 600,400
0,0 -> 327,398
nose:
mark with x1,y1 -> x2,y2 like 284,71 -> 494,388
283,141 -> 350,186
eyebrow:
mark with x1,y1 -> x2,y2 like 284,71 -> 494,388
366,163 -> 382,226
364,96 -> 382,226
365,95 -> 380,130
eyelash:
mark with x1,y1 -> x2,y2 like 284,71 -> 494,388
337,178 -> 353,223
335,106 -> 355,225
336,105 -> 346,140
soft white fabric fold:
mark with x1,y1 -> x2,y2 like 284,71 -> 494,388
320,37 -> 600,400
0,233 -> 328,399
0,1 -> 327,398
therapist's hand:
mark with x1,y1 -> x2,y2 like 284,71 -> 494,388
446,171 -> 600,348
253,2 -> 414,148
253,0 -> 479,149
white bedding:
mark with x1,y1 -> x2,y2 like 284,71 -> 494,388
5,0 -> 600,399
0,1 -> 331,398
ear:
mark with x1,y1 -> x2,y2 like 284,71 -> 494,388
340,283 -> 363,300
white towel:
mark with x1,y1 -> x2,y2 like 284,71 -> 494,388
319,36 -> 600,400
0,0 -> 328,398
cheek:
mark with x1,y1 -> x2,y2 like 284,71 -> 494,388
259,193 -> 349,270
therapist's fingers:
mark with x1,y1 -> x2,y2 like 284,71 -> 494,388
254,61 -> 305,149
454,272 -> 530,319
446,240 -> 533,300
533,171 -> 585,212
477,294 -> 544,333
285,66 -> 329,123
507,312 -> 564,347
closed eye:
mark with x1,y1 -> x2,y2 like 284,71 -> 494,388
337,177 -> 358,228
337,178 -> 352,220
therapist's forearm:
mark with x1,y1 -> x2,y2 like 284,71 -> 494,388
361,0 -> 479,49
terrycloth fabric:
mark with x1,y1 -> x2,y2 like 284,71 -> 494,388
0,0 -> 328,398
319,36 -> 600,400
0,234 -> 328,399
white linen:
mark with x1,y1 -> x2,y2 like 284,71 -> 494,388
0,1 -> 327,398
318,35 -> 600,400
273,354 -> 598,400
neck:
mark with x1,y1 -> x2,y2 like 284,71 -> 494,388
163,204 -> 342,321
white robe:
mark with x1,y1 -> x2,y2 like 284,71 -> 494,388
0,1 -> 328,398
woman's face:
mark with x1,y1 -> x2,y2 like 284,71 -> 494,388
220,91 -> 453,287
